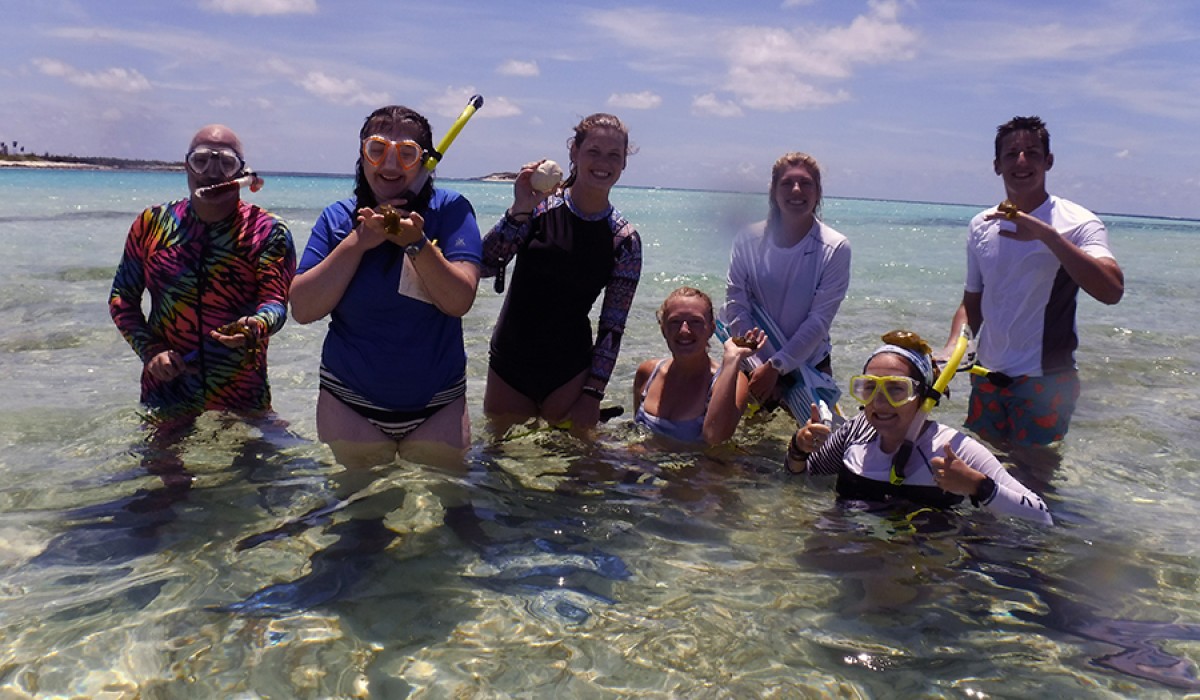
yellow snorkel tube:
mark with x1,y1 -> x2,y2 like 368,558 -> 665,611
398,94 -> 484,206
424,94 -> 483,172
889,327 -> 970,485
924,328 -> 970,414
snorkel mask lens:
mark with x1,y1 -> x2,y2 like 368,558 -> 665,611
362,136 -> 425,170
186,147 -> 245,179
850,375 -> 921,408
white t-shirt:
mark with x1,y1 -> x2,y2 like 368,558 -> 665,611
965,195 -> 1114,377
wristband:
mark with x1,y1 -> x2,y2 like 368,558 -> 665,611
581,385 -> 604,401
787,432 -> 810,462
969,476 -> 996,507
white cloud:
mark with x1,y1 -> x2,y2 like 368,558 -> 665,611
298,71 -> 387,106
692,93 -> 743,118
426,86 -> 521,119
1115,149 -> 1130,159
497,59 -> 539,77
32,58 -> 151,93
1077,65 -> 1200,121
932,18 -> 1141,64
608,91 -> 663,110
720,0 -> 917,108
200,0 -> 317,16
589,0 -> 917,112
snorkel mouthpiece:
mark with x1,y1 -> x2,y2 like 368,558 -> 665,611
194,169 -> 264,199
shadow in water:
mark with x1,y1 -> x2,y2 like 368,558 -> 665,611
973,545 -> 1200,691
215,516 -> 398,617
444,502 -> 632,623
28,413 -> 302,574
799,502 -> 1200,691
221,456 -> 634,626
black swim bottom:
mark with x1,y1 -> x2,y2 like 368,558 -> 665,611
489,348 -> 589,405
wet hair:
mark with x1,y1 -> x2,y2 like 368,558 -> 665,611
656,286 -> 714,325
767,152 -> 823,229
562,113 -> 637,188
994,116 -> 1051,160
353,105 -> 435,211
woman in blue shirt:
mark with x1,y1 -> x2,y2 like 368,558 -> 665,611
290,105 -> 482,467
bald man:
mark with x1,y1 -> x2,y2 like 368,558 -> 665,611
109,124 -> 297,420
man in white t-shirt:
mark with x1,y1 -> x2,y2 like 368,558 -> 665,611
942,116 -> 1124,448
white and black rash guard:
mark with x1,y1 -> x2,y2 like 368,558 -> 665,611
798,412 -> 1053,525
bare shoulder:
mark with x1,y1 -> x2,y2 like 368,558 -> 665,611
635,358 -> 662,382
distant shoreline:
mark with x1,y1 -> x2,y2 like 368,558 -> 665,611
0,156 -> 182,171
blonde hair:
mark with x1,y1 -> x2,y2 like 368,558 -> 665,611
656,286 -> 714,325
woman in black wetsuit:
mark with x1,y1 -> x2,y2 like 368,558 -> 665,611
480,113 -> 642,436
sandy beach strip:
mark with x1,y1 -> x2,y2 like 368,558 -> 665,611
0,159 -> 108,169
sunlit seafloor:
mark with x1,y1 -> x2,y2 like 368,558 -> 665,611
1,170 -> 1198,697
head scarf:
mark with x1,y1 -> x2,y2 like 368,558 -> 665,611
864,344 -> 935,387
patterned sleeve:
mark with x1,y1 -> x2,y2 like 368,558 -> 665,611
252,216 -> 297,336
479,213 -> 535,279
109,208 -> 167,364
589,217 -> 641,388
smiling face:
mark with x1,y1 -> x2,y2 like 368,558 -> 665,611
568,126 -> 627,194
660,295 -> 714,359
994,129 -> 1053,203
860,353 -> 923,444
771,162 -> 820,224
362,121 -> 425,206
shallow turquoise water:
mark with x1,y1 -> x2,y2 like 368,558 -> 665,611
1,168 -> 1198,697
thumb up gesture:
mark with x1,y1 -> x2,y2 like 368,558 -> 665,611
930,444 -> 986,496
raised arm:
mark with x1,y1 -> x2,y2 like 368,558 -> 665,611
987,210 -> 1123,304
702,330 -> 765,445
932,436 -> 1053,525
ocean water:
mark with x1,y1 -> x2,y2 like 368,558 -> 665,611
1,168 -> 1199,698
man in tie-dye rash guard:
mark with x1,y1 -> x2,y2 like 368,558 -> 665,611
110,125 -> 296,419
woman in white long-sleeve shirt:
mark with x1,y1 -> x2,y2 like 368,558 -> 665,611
721,152 -> 851,406
785,331 -> 1053,525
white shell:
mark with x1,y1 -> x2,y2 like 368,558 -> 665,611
530,160 -> 563,192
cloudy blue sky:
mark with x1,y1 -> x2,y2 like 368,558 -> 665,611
3,0 -> 1198,218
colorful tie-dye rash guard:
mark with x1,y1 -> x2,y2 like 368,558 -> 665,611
109,199 -> 296,418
